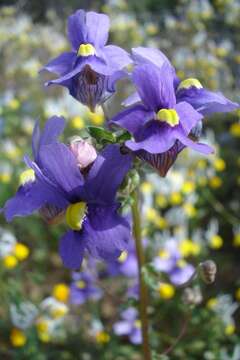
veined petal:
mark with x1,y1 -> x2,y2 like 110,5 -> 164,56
174,101 -> 203,135
110,104 -> 154,136
59,230 -> 86,269
137,141 -> 185,177
46,58 -> 87,86
67,10 -> 87,51
84,144 -> 132,204
86,11 -> 110,47
41,52 -> 76,76
126,120 -> 175,154
177,87 -> 239,116
83,204 -> 131,261
102,45 -> 132,71
132,63 -> 176,111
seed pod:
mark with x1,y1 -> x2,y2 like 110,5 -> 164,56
199,260 -> 217,284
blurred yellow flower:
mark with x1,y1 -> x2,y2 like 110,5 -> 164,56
209,235 -> 223,249
52,283 -> 69,303
170,191 -> 182,206
179,239 -> 201,257
206,297 -> 218,309
233,233 -> 240,247
182,181 -> 195,194
230,123 -> 240,137
158,283 -> 175,299
3,255 -> 18,269
95,331 -> 110,344
88,109 -> 104,125
209,176 -> 222,188
0,173 -> 11,183
146,208 -> 158,222
213,158 -> 226,172
183,203 -> 197,218
70,116 -> 85,129
235,288 -> 240,301
225,323 -> 235,336
198,176 -> 207,187
197,159 -> 207,170
51,307 -> 68,319
8,98 -> 20,110
156,194 -> 168,208
14,243 -> 30,261
36,319 -> 50,342
141,181 -> 153,194
10,328 -> 26,347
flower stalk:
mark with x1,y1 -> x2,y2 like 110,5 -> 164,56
131,189 -> 151,360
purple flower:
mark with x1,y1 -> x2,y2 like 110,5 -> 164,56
106,239 -> 138,278
70,271 -> 102,305
111,61 -> 213,176
113,307 -> 142,345
153,239 -> 195,286
41,10 -> 131,111
2,118 -> 133,269
124,47 -> 239,116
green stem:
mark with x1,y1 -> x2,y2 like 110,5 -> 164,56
131,189 -> 151,360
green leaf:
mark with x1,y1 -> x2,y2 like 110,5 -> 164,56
87,126 -> 116,143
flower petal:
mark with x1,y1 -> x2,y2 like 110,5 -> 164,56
84,144 -> 132,204
67,9 -> 87,50
126,120 -> 175,154
110,104 -> 154,136
83,204 -> 132,261
38,143 -> 84,198
41,52 -> 76,76
177,87 -> 239,116
86,11 -> 110,47
59,230 -> 86,269
175,130 -> 214,154
113,321 -> 132,336
137,141 -> 185,176
132,62 -> 176,111
122,91 -> 141,107
132,46 -> 172,69
102,45 -> 132,71
175,101 -> 203,135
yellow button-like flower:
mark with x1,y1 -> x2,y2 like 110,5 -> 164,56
182,181 -> 195,194
213,158 -> 226,172
10,328 -> 26,347
230,123 -> 240,137
225,323 -> 235,336
70,116 -> 85,129
14,243 -> 30,261
209,235 -> 223,249
141,181 -> 153,194
233,233 -> 240,247
179,239 -> 201,257
235,288 -> 240,301
95,331 -> 110,344
206,297 -> 218,310
158,283 -> 175,299
183,203 -> 197,218
209,176 -> 222,188
170,191 -> 182,206
8,98 -> 20,110
3,255 -> 18,269
52,283 -> 70,303
156,194 -> 168,208
146,208 -> 158,222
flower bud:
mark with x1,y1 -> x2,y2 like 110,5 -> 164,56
199,260 -> 217,284
69,136 -> 97,169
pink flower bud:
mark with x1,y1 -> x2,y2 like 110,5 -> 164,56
69,136 -> 97,169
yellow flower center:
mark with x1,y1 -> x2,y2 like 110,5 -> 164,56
118,250 -> 128,263
177,78 -> 203,91
157,109 -> 179,127
19,169 -> 35,186
65,202 -> 87,231
76,280 -> 86,289
78,43 -> 95,57
134,320 -> 142,328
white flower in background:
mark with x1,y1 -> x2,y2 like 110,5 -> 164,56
10,302 -> 38,330
0,228 -> 17,258
40,297 -> 69,319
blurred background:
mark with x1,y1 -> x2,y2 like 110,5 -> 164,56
0,0 -> 240,359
